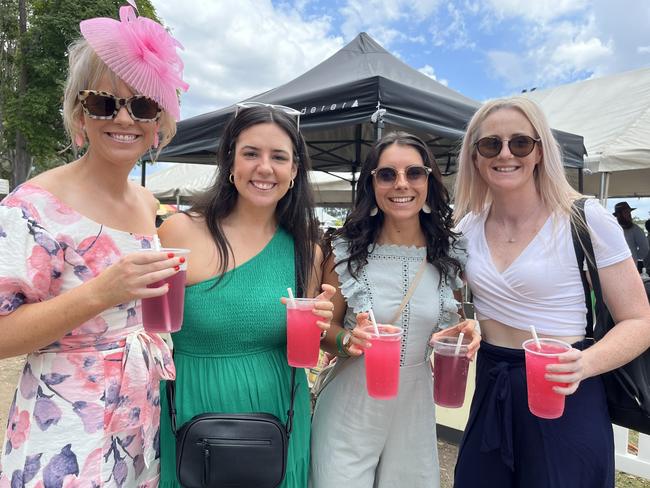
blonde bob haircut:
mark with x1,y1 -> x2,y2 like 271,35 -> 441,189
62,38 -> 177,157
453,96 -> 582,224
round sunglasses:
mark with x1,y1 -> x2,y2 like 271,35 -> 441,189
78,90 -> 162,122
371,165 -> 432,187
474,135 -> 540,158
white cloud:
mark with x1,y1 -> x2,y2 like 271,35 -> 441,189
153,0 -> 343,118
418,64 -> 448,85
339,0 -> 443,42
483,0 -> 589,22
638,46 -> 650,54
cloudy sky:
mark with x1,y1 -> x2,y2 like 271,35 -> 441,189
147,0 -> 650,219
152,0 -> 650,119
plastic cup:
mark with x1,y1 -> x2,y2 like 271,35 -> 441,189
432,336 -> 471,408
286,298 -> 321,368
523,338 -> 572,419
140,248 -> 190,333
361,324 -> 403,400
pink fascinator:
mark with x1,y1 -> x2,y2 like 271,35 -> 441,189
80,3 -> 189,120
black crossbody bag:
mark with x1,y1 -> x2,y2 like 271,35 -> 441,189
166,368 -> 297,488
570,198 -> 650,435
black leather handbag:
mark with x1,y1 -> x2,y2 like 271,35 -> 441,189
166,368 -> 297,488
571,198 -> 650,435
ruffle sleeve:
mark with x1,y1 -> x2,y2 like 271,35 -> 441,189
438,235 -> 469,330
0,205 -> 64,315
331,237 -> 371,314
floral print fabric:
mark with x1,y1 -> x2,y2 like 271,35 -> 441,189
0,183 -> 175,488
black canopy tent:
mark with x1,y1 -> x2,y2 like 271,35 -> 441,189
151,33 -> 586,195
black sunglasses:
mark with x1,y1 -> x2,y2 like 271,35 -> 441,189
371,165 -> 432,187
474,135 -> 540,158
78,90 -> 162,122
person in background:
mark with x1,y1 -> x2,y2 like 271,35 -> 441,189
453,96 -> 650,487
0,3 -> 188,486
157,105 -> 335,488
612,201 -> 649,273
310,131 -> 479,487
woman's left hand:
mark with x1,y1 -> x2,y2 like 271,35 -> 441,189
312,284 -> 336,334
429,319 -> 481,360
545,348 -> 586,396
280,284 -> 336,335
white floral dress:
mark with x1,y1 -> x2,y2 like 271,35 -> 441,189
0,183 -> 175,488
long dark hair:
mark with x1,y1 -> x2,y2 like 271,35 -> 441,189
328,131 -> 461,282
189,106 -> 318,296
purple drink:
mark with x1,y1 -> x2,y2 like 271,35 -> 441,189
142,270 -> 187,333
432,336 -> 470,408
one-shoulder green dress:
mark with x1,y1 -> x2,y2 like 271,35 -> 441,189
159,229 -> 310,487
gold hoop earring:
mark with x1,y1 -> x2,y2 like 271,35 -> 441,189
229,173 -> 235,184
288,179 -> 295,189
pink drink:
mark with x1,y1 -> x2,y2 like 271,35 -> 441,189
286,298 -> 321,368
140,247 -> 189,333
362,325 -> 403,400
142,270 -> 187,332
432,337 -> 470,408
523,338 -> 571,419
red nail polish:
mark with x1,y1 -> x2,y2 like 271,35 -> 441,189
179,256 -> 186,264
174,265 -> 180,271
168,252 -> 175,258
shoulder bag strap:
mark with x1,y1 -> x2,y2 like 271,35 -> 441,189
569,198 -> 610,340
166,367 -> 298,438
389,258 -> 428,325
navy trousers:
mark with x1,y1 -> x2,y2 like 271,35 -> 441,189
454,340 -> 615,488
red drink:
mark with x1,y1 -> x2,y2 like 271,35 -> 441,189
286,299 -> 321,368
432,340 -> 470,408
523,338 -> 571,419
142,270 -> 187,333
362,325 -> 403,400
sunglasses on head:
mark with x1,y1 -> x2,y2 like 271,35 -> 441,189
370,165 -> 432,187
235,102 -> 302,130
474,135 -> 540,158
78,90 -> 162,122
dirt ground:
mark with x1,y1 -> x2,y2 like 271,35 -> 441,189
1,357 -> 646,488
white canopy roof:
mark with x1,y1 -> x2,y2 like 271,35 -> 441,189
524,66 -> 650,173
145,163 -> 356,205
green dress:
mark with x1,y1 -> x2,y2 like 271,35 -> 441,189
159,229 -> 311,487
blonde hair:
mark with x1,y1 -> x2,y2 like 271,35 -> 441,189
453,96 -> 583,223
62,38 -> 176,157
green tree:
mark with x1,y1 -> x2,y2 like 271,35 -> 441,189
0,0 -> 158,189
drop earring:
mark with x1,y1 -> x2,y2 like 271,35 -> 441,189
74,133 -> 85,148
421,203 -> 431,214
369,206 -> 378,217
153,132 -> 160,149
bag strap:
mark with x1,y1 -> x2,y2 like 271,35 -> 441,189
569,198 -> 611,340
166,367 -> 298,438
389,258 -> 428,325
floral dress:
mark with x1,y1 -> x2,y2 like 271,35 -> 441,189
0,183 -> 175,488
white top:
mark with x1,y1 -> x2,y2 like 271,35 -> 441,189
456,199 -> 630,336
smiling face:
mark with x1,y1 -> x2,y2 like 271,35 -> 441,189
372,143 -> 428,224
230,122 -> 297,210
473,107 -> 542,196
81,73 -> 158,167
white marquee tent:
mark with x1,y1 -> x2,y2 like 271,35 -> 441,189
523,67 -> 650,199
145,163 -> 355,206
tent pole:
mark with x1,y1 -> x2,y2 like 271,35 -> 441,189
578,168 -> 583,193
598,172 -> 610,206
140,162 -> 146,187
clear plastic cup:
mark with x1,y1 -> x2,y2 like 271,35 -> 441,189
361,324 -> 403,400
140,248 -> 190,333
523,338 -> 571,419
286,298 -> 321,368
432,336 -> 471,408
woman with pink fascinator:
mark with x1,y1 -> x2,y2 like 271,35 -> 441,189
0,3 -> 188,487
